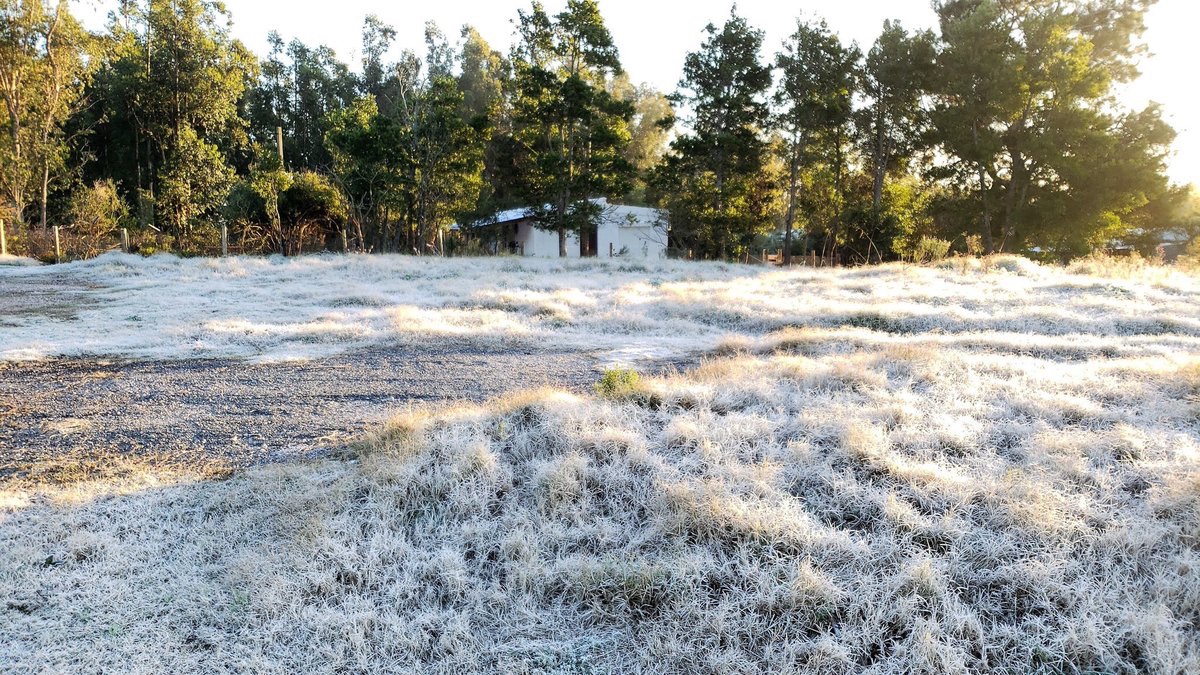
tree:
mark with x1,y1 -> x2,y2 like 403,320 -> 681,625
84,0 -> 254,246
360,14 -> 395,102
857,21 -> 934,254
246,34 -> 356,171
929,0 -> 1173,256
391,26 -> 487,253
609,74 -> 672,204
248,142 -> 291,254
456,25 -> 514,218
0,0 -> 91,230
157,125 -> 236,247
774,18 -> 861,263
457,25 -> 506,126
325,95 -> 402,251
654,8 -> 773,259
510,0 -> 634,257
325,19 -> 487,253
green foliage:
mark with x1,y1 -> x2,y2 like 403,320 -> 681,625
158,126 -> 237,246
4,0 -> 1181,264
325,38 -> 487,254
281,171 -> 347,227
609,75 -> 673,204
249,145 -> 293,253
510,0 -> 635,256
594,367 -> 641,399
457,25 -> 507,125
928,0 -> 1173,257
246,33 -> 356,171
83,0 -> 254,244
910,236 -> 952,264
325,96 -> 400,250
398,74 -> 487,252
0,0 -> 92,230
68,179 -> 127,237
774,19 -> 861,261
857,21 -> 935,252
654,8 -> 775,260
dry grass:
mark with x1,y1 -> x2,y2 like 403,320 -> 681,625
3,257 -> 1200,672
2,364 -> 1197,673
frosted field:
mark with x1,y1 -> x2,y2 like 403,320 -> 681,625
2,251 -> 1200,366
2,253 -> 1199,673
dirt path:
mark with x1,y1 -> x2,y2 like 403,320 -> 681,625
0,347 -> 607,484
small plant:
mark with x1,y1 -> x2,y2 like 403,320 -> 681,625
964,233 -> 983,257
911,236 -> 952,264
595,367 -> 641,399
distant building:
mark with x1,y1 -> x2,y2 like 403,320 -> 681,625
1106,228 -> 1193,261
459,198 -> 668,259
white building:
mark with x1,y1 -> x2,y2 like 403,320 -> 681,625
468,198 -> 668,259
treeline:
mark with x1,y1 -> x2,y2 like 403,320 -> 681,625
0,0 -> 1190,262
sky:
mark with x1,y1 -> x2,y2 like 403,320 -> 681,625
72,0 -> 1198,187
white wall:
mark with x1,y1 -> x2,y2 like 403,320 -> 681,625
597,221 -> 621,258
517,223 -> 580,258
618,226 -> 668,259
504,201 -> 668,258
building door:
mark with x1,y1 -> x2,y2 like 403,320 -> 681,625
581,228 -> 598,257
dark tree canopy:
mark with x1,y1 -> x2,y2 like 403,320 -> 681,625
0,0 -> 1184,263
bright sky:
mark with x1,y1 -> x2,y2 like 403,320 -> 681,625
73,0 -> 1197,186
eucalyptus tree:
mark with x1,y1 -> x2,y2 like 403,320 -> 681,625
0,0 -> 92,230
246,33 -> 356,171
85,0 -> 255,245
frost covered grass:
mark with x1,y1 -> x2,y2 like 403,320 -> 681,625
3,251 -> 1200,363
0,254 -> 42,268
3,255 -> 1200,672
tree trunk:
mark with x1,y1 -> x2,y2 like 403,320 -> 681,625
978,162 -> 994,254
557,189 -> 570,257
783,141 -> 801,266
872,162 -> 885,233
716,164 -> 726,261
872,119 -> 886,255
972,121 -> 994,254
1000,149 -> 1026,252
39,159 -> 48,231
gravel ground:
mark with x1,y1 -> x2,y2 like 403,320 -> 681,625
0,266 -> 700,487
0,346 -> 613,485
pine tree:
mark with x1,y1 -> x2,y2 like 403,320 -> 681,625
929,0 -> 1173,256
510,0 -> 634,257
774,19 -> 861,262
857,21 -> 934,254
654,8 -> 773,259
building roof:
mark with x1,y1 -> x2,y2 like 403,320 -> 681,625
453,198 -> 666,231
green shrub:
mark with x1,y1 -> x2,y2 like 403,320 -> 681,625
595,368 -> 641,399
911,236 -> 952,263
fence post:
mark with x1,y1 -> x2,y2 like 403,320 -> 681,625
0,219 -> 6,256
53,226 -> 61,263
121,227 -> 129,253
221,224 -> 228,256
